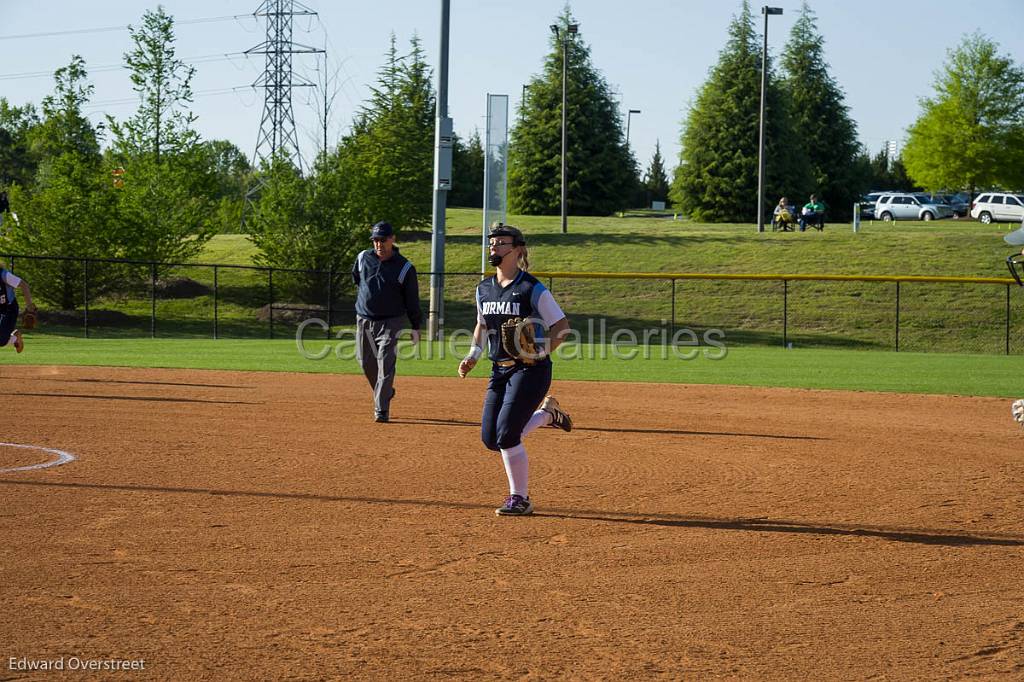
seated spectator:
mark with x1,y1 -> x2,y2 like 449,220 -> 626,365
799,194 -> 826,231
772,197 -> 795,231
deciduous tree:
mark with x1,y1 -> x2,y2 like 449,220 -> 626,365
903,33 -> 1024,195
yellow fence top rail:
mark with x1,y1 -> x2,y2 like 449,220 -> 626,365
527,271 -> 1016,286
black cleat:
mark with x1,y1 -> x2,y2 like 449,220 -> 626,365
495,494 -> 534,516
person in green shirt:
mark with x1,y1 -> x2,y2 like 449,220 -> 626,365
799,194 -> 826,231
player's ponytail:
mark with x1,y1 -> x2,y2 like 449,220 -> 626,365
518,245 -> 530,271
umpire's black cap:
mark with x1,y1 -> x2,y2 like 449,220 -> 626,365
371,221 -> 394,239
488,223 -> 526,246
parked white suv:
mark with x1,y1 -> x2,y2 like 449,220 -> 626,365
970,192 -> 1024,224
874,193 -> 953,221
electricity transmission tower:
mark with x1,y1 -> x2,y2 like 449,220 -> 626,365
246,0 -> 323,176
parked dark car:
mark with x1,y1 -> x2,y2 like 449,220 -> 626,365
858,192 -> 886,220
925,193 -> 968,218
947,192 -> 970,217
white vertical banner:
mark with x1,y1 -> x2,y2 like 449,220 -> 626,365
482,93 -> 509,273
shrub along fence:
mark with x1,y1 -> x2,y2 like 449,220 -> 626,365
3,254 -> 1021,354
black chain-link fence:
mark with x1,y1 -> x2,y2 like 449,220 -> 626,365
4,254 -> 1021,354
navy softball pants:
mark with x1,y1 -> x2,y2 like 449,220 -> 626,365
481,360 -> 552,451
0,303 -> 18,347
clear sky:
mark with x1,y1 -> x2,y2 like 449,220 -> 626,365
2,0 -> 1023,177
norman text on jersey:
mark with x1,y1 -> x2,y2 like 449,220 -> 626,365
481,301 -> 521,316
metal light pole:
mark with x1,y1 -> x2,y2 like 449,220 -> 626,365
626,109 -> 641,147
551,22 -> 577,234
757,6 -> 783,233
428,0 -> 452,340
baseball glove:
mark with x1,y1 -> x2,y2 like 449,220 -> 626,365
500,317 -> 540,364
21,308 -> 37,330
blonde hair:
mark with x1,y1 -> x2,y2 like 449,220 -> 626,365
517,245 -> 530,271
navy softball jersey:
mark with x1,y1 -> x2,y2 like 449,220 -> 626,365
476,270 -> 566,451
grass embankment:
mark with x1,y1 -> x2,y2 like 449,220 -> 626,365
14,209 -> 1024,353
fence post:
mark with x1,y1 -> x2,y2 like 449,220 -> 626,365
83,258 -> 89,339
670,279 -> 676,337
150,262 -> 157,338
268,268 -> 274,339
895,281 -> 901,352
327,266 -> 334,340
783,279 -> 788,348
213,265 -> 219,340
1007,284 -> 1011,356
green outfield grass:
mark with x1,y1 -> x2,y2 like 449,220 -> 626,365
3,337 -> 1023,397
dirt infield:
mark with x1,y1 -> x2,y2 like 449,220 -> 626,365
2,365 -> 1023,679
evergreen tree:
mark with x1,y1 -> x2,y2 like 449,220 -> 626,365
671,1 -> 809,222
903,33 -> 1024,195
338,34 -> 436,233
449,129 -> 485,208
781,2 -> 864,218
0,100 -> 40,188
643,140 -> 670,206
0,57 -> 120,309
866,144 -> 918,192
508,9 -> 636,216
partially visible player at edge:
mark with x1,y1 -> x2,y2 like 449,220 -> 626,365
0,260 -> 36,354
458,224 -> 573,517
1005,224 -> 1024,425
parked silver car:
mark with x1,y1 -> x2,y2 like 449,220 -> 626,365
875,193 -> 953,221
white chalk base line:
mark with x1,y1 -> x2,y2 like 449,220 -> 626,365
0,442 -> 76,473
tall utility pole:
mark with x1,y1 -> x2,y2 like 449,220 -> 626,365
757,6 -> 783,233
551,23 -> 577,234
246,0 -> 323,174
427,0 -> 453,340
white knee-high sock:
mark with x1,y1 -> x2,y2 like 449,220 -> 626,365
500,443 -> 529,498
521,409 -> 551,438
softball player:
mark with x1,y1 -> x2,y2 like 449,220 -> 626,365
458,224 -> 573,516
0,261 -> 35,353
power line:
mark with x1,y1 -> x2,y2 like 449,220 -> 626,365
0,52 -> 253,81
82,86 -> 254,110
0,14 -> 256,41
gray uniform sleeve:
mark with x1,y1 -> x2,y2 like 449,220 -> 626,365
400,262 -> 422,330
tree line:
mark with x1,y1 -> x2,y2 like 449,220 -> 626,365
2,2 -> 1023,307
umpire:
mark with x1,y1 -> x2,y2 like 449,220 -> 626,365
352,221 -> 422,423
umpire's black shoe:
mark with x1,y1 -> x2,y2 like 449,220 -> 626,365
374,413 -> 389,423
541,395 -> 572,432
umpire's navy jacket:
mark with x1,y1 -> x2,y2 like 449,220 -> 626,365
351,247 -> 423,330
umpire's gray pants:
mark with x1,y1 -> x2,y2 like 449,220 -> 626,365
356,315 -> 405,417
